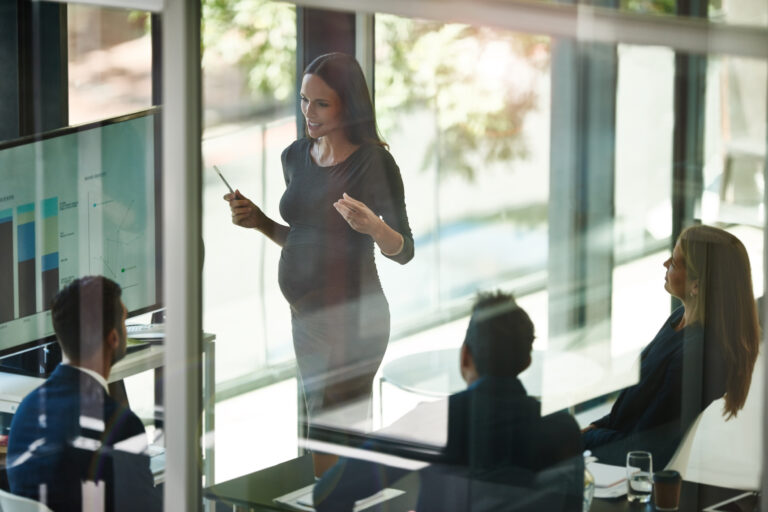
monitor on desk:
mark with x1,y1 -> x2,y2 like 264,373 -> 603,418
0,108 -> 162,360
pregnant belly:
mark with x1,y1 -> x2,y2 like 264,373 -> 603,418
278,243 -> 378,310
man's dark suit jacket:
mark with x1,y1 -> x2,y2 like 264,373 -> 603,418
7,364 -> 162,512
314,376 -> 584,512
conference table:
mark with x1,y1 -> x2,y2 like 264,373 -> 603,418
591,482 -> 757,511
378,348 -> 607,419
205,455 -> 418,512
205,454 -> 757,511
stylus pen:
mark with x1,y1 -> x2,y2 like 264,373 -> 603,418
213,165 -> 235,195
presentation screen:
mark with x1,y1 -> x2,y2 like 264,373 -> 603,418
0,109 -> 161,358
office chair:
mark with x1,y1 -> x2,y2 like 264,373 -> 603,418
0,488 -> 54,512
666,349 -> 763,490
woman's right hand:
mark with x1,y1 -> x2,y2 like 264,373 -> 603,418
224,189 -> 264,230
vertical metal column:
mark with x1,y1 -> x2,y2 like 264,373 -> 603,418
670,53 -> 706,251
0,0 -> 20,142
163,0 -> 203,509
670,0 -> 707,249
548,36 -> 617,351
295,7 -> 356,138
293,6 -> 358,449
19,0 -> 68,134
761,77 -> 768,512
355,13 -> 374,92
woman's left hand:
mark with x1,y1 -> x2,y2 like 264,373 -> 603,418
333,193 -> 381,236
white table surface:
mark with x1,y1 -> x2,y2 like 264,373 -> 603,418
381,348 -> 605,404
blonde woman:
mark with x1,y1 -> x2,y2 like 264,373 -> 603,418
582,225 -> 760,467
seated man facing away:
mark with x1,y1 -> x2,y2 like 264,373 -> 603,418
313,291 -> 584,512
7,276 -> 161,512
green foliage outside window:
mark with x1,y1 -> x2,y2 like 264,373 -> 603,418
375,16 -> 548,180
620,0 -> 675,14
202,0 -> 296,101
201,1 -> 549,181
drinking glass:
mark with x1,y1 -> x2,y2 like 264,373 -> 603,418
626,451 -> 653,502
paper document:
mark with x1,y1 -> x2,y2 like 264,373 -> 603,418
274,483 -> 405,511
589,461 -> 626,487
588,461 -> 628,499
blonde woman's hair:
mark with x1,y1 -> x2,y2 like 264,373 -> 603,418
678,225 -> 760,418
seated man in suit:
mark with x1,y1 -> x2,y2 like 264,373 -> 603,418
313,291 -> 584,511
7,276 -> 161,512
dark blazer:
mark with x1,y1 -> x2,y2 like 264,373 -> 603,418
7,364 -> 161,512
314,377 -> 584,512
583,307 -> 726,468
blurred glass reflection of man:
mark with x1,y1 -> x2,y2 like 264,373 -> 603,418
7,276 -> 161,512
314,291 -> 584,512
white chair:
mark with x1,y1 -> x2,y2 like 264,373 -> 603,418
665,409 -> 704,476
0,489 -> 54,512
666,351 -> 764,490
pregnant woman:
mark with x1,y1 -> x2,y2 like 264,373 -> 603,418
225,53 -> 414,476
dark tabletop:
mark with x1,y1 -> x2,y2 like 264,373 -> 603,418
591,481 -> 758,512
206,455 -> 314,510
205,455 -> 756,512
205,454 -> 419,512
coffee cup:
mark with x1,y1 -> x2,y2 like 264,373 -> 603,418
653,470 -> 682,511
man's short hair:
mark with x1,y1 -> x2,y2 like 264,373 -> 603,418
463,291 -> 534,377
51,276 -> 123,362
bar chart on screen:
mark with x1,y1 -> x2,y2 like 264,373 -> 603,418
0,111 -> 159,356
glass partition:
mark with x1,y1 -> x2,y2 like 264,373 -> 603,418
67,5 -> 153,125
0,2 -> 167,511
2,0 -> 764,509
372,13 -> 553,423
200,0 -> 298,482
200,1 -> 766,510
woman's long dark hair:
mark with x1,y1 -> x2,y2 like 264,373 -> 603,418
303,52 -> 387,148
679,225 -> 760,418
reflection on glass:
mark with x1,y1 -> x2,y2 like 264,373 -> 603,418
198,1 -> 767,506
6,277 -> 162,512
67,5 -> 152,124
472,0 -> 768,28
701,56 -> 766,230
202,0 -> 297,380
612,45 -> 675,366
313,293 -> 584,511
201,0 -> 298,482
375,14 -> 550,333
224,52 -> 415,478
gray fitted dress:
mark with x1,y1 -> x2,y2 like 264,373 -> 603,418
278,138 -> 414,433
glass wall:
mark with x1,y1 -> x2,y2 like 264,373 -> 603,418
201,0 -> 297,380
374,14 -> 551,337
67,5 -> 153,125
0,2 -> 166,510
3,0 -> 764,510
611,44 -> 675,364
486,0 -> 768,27
199,0 -> 298,481
202,2 -> 766,510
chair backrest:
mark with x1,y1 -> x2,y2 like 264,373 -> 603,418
0,489 -> 54,512
666,349 -> 764,490
665,409 -> 705,476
